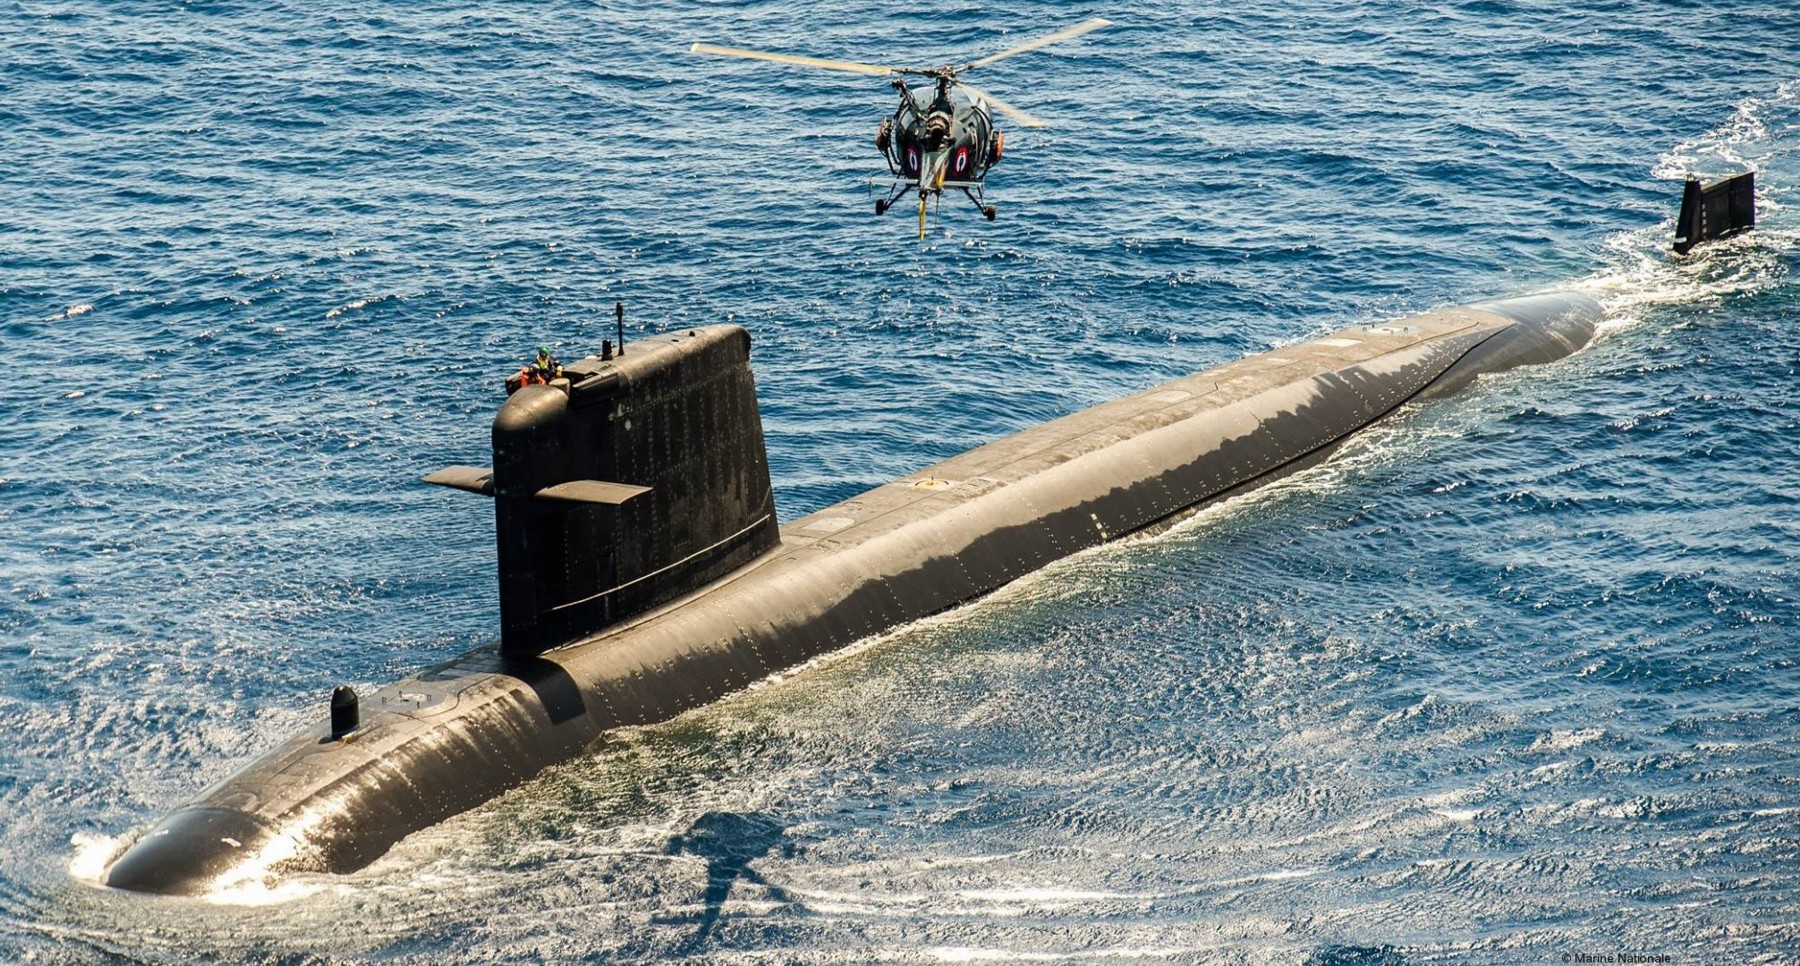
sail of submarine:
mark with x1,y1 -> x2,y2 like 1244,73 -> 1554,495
102,174 -> 1756,895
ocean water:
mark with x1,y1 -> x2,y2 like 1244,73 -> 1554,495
2,0 -> 1797,962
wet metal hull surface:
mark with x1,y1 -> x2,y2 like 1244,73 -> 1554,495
104,292 -> 1601,895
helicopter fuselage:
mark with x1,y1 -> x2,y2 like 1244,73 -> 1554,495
874,76 -> 1003,230
882,78 -> 1000,194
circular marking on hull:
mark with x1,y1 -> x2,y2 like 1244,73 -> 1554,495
911,478 -> 955,490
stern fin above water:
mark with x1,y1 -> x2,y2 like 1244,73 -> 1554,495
1674,171 -> 1755,254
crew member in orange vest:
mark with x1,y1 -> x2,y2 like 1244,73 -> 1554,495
512,345 -> 562,387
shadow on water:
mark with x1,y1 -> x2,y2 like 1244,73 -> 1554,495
660,812 -> 793,951
1307,945 -> 1406,966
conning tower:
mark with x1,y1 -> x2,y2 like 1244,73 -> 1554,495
428,326 -> 779,655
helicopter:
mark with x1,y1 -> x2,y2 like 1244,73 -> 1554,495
690,18 -> 1112,238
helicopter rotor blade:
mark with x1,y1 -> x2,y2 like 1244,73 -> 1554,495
688,43 -> 896,77
958,18 -> 1113,72
959,82 -> 1048,128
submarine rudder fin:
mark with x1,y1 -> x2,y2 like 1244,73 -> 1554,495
1673,170 -> 1754,254
480,325 -> 779,657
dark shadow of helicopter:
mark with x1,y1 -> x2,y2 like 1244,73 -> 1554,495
661,811 -> 795,951
1306,944 -> 1407,966
691,19 -> 1112,238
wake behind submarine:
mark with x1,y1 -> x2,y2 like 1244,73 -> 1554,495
103,175 -> 1755,896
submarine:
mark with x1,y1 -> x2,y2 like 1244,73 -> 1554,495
103,175 -> 1755,896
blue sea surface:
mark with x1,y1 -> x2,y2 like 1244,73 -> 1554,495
2,1 -> 1797,962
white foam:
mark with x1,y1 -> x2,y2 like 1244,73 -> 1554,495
1574,221 -> 1791,330
1214,867 -> 1324,887
1531,727 -> 1604,752
201,874 -> 328,907
47,303 -> 95,321
927,947 -> 1190,963
1529,760 -> 1573,779
1652,80 -> 1794,180
325,295 -> 392,319
957,886 -> 1143,903
913,851 -> 1029,869
67,830 -> 132,886
198,801 -> 339,906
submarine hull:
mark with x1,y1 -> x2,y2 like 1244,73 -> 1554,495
105,292 -> 1602,895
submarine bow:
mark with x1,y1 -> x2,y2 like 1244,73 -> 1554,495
106,291 -> 1602,896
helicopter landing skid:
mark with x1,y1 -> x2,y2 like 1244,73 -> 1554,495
874,182 -> 912,216
873,182 -> 995,224
961,186 -> 997,221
